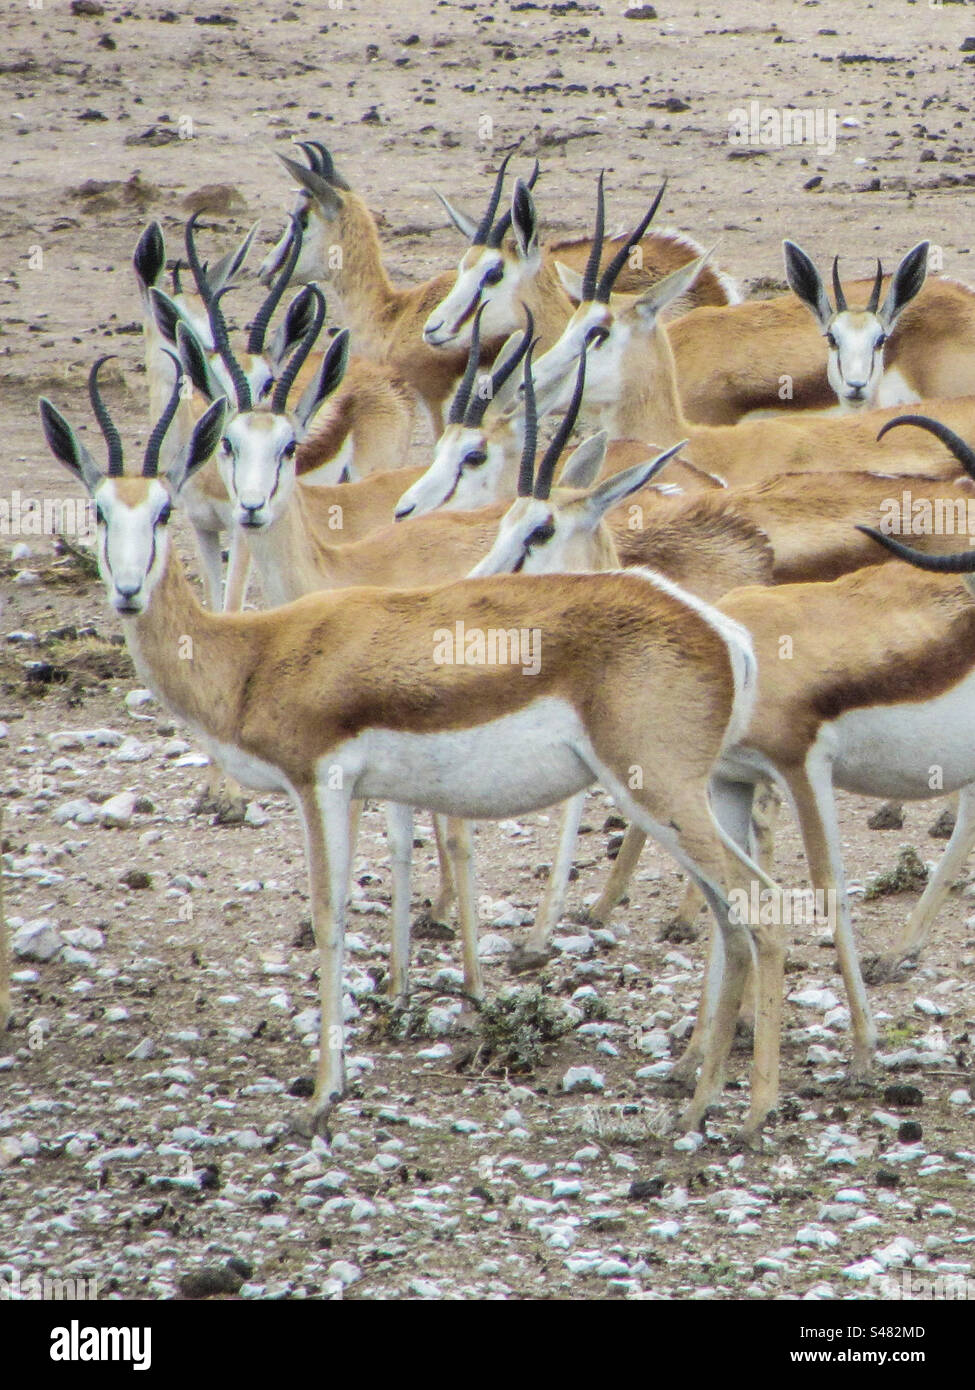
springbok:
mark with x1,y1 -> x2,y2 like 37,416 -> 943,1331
393,310 -> 723,521
532,179 -> 975,485
423,163 -> 739,350
668,261 -> 975,427
783,240 -> 929,410
258,141 -> 509,436
40,358 -> 783,1138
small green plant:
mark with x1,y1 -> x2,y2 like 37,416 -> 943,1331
476,986 -> 570,1072
864,846 -> 928,900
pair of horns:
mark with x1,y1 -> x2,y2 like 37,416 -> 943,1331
87,354 -> 182,478
860,415 -> 975,569
471,154 -> 541,247
449,305 -> 536,427
831,256 -> 884,314
581,173 -> 667,302
517,343 -> 588,502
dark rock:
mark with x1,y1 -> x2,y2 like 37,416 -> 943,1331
867,801 -> 903,830
177,1264 -> 244,1298
897,1120 -> 923,1143
628,1177 -> 665,1200
883,1083 -> 923,1108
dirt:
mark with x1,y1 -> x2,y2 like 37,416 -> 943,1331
3,0 -> 975,1306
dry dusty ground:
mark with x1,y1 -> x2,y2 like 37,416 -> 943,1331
3,0 -> 975,1307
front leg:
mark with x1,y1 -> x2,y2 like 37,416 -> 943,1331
385,802 -> 414,1005
294,786 -> 352,1135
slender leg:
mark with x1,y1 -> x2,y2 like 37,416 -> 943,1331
428,815 -> 458,924
869,783 -> 975,978
785,761 -> 876,1078
450,820 -> 483,1000
586,825 -> 647,924
193,525 -> 225,611
222,530 -> 252,613
524,792 -> 585,954
296,785 -> 352,1134
385,802 -> 414,1004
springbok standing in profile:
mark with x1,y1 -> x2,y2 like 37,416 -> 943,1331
783,240 -> 929,411
40,357 -> 784,1138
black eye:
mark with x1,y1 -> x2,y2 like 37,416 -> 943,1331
95,505 -> 105,526
221,437 -> 233,454
585,326 -> 608,348
157,502 -> 172,526
464,449 -> 487,468
482,263 -> 504,287
825,332 -> 838,350
283,440 -> 297,459
876,332 -> 887,349
527,522 -> 555,547
259,378 -> 274,399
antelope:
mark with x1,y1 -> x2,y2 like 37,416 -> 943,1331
149,215 -> 417,487
258,141 -> 508,436
40,359 -> 784,1138
423,163 -> 739,350
393,310 -> 724,522
783,240 -> 929,411
668,261 -> 975,428
532,178 -> 975,486
134,219 -> 259,610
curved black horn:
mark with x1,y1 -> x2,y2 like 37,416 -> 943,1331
580,172 -> 606,302
271,285 -> 327,413
306,141 -> 342,186
465,307 -> 535,427
487,160 -> 540,247
857,525 -> 975,573
472,154 -> 512,246
595,178 -> 667,303
534,345 -> 588,500
831,255 -> 847,313
448,304 -> 486,424
184,212 -> 213,305
143,351 -> 184,478
876,413 -> 975,481
867,258 -> 884,314
171,261 -> 183,297
298,140 -> 326,174
247,214 -> 303,355
208,286 -> 252,411
88,356 -> 124,476
517,341 -> 539,498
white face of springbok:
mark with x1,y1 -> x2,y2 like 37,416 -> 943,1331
470,444 -> 684,578
783,240 -> 928,410
528,255 -> 710,418
424,177 -> 541,349
38,365 -> 227,615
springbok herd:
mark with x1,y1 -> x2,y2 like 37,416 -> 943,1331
12,140 -> 975,1144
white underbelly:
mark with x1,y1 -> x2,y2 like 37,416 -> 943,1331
817,674 -> 975,800
320,697 -> 596,818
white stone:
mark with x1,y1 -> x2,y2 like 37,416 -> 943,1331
12,918 -> 63,961
99,792 -> 136,828
477,933 -> 513,958
561,1066 -> 604,1094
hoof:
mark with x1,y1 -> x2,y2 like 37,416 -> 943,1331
413,910 -> 456,942
669,1054 -> 701,1092
212,795 -> 247,826
733,1124 -> 766,1153
289,1094 -> 341,1141
573,906 -> 606,928
507,944 -> 554,976
731,1018 -> 755,1053
861,952 -> 915,985
657,916 -> 700,944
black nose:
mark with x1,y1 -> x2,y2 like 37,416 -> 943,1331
394,505 -> 414,521
116,583 -> 139,598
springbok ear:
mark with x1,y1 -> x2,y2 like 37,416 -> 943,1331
555,261 -> 585,303
511,179 -> 540,262
168,397 -> 227,492
783,240 -> 832,328
879,241 -> 929,331
277,154 -> 344,219
580,442 -> 687,527
38,398 -> 103,494
294,328 -> 351,433
632,253 -> 713,326
269,287 -> 319,373
433,188 -> 480,240
206,221 -> 261,294
148,286 -> 188,347
556,430 -> 608,489
175,321 -> 222,402
133,221 -> 165,292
